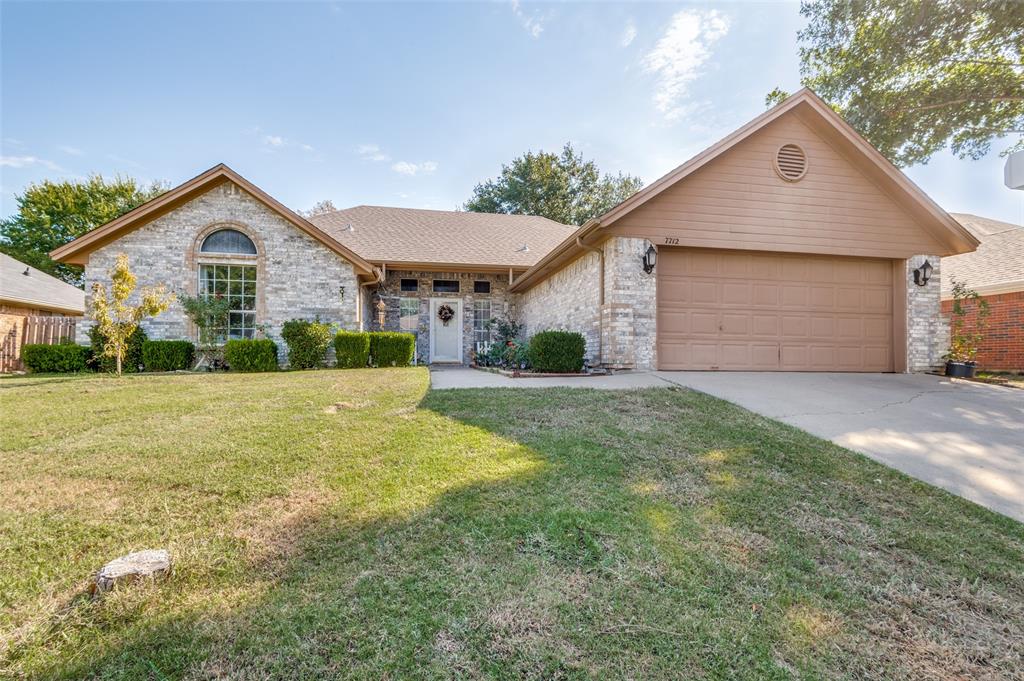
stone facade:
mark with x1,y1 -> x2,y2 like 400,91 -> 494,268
78,182 -> 361,360
518,250 -> 602,364
375,269 -> 512,364
906,255 -> 948,372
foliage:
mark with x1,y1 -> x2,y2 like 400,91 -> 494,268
464,143 -> 644,225
528,330 -> 586,373
21,343 -> 89,373
369,331 -> 415,367
0,175 -> 166,286
945,279 -> 991,363
178,292 -> 232,367
334,331 -> 371,369
142,340 -> 195,372
503,340 -> 531,370
281,319 -> 333,369
88,254 -> 173,375
487,315 -> 524,344
300,199 -> 338,217
223,339 -> 279,372
88,324 -> 147,374
769,0 -> 1024,166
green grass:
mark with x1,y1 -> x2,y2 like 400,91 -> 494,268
1,369 -> 1022,679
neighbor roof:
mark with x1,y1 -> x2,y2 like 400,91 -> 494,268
0,252 -> 85,314
309,205 -> 575,270
941,213 -> 1024,298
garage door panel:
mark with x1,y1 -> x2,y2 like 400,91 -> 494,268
658,249 -> 893,371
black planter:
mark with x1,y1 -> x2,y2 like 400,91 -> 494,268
945,361 -> 976,378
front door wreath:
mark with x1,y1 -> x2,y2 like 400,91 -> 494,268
437,304 -> 455,326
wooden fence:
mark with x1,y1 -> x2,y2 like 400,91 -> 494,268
0,315 -> 78,373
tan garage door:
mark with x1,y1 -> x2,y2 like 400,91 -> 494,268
657,249 -> 893,371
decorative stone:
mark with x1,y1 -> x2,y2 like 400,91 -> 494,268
92,549 -> 171,594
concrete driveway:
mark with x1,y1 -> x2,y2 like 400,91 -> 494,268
657,372 -> 1024,522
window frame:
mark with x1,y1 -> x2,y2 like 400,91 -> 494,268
200,228 -> 258,255
399,297 -> 419,332
400,278 -> 418,292
432,279 -> 460,294
472,299 -> 492,344
198,263 -> 258,341
473,280 -> 491,294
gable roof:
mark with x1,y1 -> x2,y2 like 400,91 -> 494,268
941,213 -> 1024,298
510,88 -> 980,292
0,252 -> 85,314
308,206 -> 575,270
49,164 -> 375,276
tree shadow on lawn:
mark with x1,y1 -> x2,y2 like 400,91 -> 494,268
19,386 -> 1024,680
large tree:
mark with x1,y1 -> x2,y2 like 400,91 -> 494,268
768,0 -> 1024,167
0,175 -> 166,286
464,144 -> 643,226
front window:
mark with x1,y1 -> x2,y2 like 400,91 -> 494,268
199,264 -> 257,339
433,279 -> 459,293
400,298 -> 419,332
201,229 -> 257,254
473,300 -> 492,344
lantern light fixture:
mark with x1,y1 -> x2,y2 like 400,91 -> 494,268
642,244 -> 658,274
912,259 -> 933,286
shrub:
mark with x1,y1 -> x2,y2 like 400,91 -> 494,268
22,343 -> 90,373
334,331 -> 370,369
504,340 -> 531,370
281,319 -> 332,369
369,332 -> 415,367
88,325 -> 147,373
223,339 -> 278,372
142,340 -> 195,372
528,330 -> 585,373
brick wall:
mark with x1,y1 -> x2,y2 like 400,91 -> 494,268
518,250 -> 602,364
941,290 -> 1024,371
906,255 -> 947,372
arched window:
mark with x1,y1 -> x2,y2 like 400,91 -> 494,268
200,229 -> 257,255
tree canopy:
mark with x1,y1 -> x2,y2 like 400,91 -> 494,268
768,0 -> 1024,167
0,175 -> 166,287
464,144 -> 643,226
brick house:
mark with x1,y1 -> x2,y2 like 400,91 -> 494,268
51,90 -> 978,372
941,214 -> 1024,371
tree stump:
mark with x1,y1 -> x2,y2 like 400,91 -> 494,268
92,549 -> 171,594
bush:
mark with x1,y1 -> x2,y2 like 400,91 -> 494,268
22,343 -> 90,373
369,332 -> 415,367
142,340 -> 195,372
281,319 -> 332,369
88,325 -> 147,373
223,339 -> 278,372
528,330 -> 585,373
504,340 -> 531,370
334,331 -> 370,369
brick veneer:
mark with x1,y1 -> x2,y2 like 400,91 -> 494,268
906,255 -> 947,372
941,290 -> 1024,371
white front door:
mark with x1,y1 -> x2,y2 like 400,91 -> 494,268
429,299 -> 462,363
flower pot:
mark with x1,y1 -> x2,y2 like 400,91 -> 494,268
945,361 -> 976,378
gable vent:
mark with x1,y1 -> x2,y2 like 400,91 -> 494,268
774,143 -> 807,181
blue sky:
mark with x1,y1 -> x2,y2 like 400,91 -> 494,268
2,1 -> 1021,225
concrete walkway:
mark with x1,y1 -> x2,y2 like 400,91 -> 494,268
430,367 -> 1024,522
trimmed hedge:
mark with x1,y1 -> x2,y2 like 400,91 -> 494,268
88,325 -> 147,373
142,340 -> 195,372
22,343 -> 90,373
334,331 -> 370,369
223,339 -> 278,372
369,332 -> 415,367
528,330 -> 585,373
281,319 -> 332,369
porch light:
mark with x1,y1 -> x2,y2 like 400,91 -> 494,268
912,259 -> 933,286
642,244 -> 658,274
375,298 -> 387,329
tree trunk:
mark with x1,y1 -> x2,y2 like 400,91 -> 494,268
116,349 -> 122,376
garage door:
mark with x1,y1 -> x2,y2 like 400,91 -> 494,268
657,249 -> 893,371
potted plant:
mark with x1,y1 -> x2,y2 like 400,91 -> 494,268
944,280 -> 990,378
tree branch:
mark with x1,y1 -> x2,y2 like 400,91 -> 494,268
939,58 -> 1024,68
891,97 -> 1024,114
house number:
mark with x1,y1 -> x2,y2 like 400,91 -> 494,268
664,237 -> 679,245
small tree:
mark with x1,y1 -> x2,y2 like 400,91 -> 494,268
945,280 -> 991,364
178,292 -> 232,368
89,254 -> 174,375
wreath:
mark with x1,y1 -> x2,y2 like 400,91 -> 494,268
437,304 -> 455,326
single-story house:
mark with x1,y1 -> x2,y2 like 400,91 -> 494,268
1,252 -> 85,372
51,89 -> 978,372
941,214 -> 1024,371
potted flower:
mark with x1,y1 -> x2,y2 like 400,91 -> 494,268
944,280 -> 989,378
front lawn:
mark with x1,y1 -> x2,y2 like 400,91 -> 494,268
1,369 -> 1021,679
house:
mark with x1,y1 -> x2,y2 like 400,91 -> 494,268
941,214 -> 1024,371
51,89 -> 978,372
0,253 -> 85,372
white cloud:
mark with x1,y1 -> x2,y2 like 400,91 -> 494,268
621,19 -> 637,48
57,145 -> 84,156
264,135 -> 284,147
391,160 -> 438,176
642,10 -> 729,121
357,144 -> 391,162
510,0 -> 545,39
0,155 -> 64,171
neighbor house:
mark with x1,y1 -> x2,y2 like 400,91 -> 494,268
51,90 -> 978,372
941,214 -> 1024,371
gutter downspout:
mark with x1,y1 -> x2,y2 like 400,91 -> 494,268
576,236 -> 604,366
359,265 -> 386,330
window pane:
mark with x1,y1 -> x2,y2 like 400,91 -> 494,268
400,298 -> 419,332
201,229 -> 257,255
400,278 -> 418,292
432,279 -> 459,293
474,280 -> 491,294
473,300 -> 491,343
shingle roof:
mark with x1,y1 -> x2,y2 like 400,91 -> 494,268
941,213 -> 1024,297
308,205 -> 575,269
0,252 -> 85,314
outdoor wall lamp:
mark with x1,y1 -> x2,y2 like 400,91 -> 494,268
912,259 -> 933,286
339,285 -> 346,305
642,244 -> 658,274
375,298 -> 387,330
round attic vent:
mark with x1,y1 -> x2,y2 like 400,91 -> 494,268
774,143 -> 808,181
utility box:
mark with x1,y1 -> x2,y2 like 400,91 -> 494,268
1005,150 -> 1024,190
